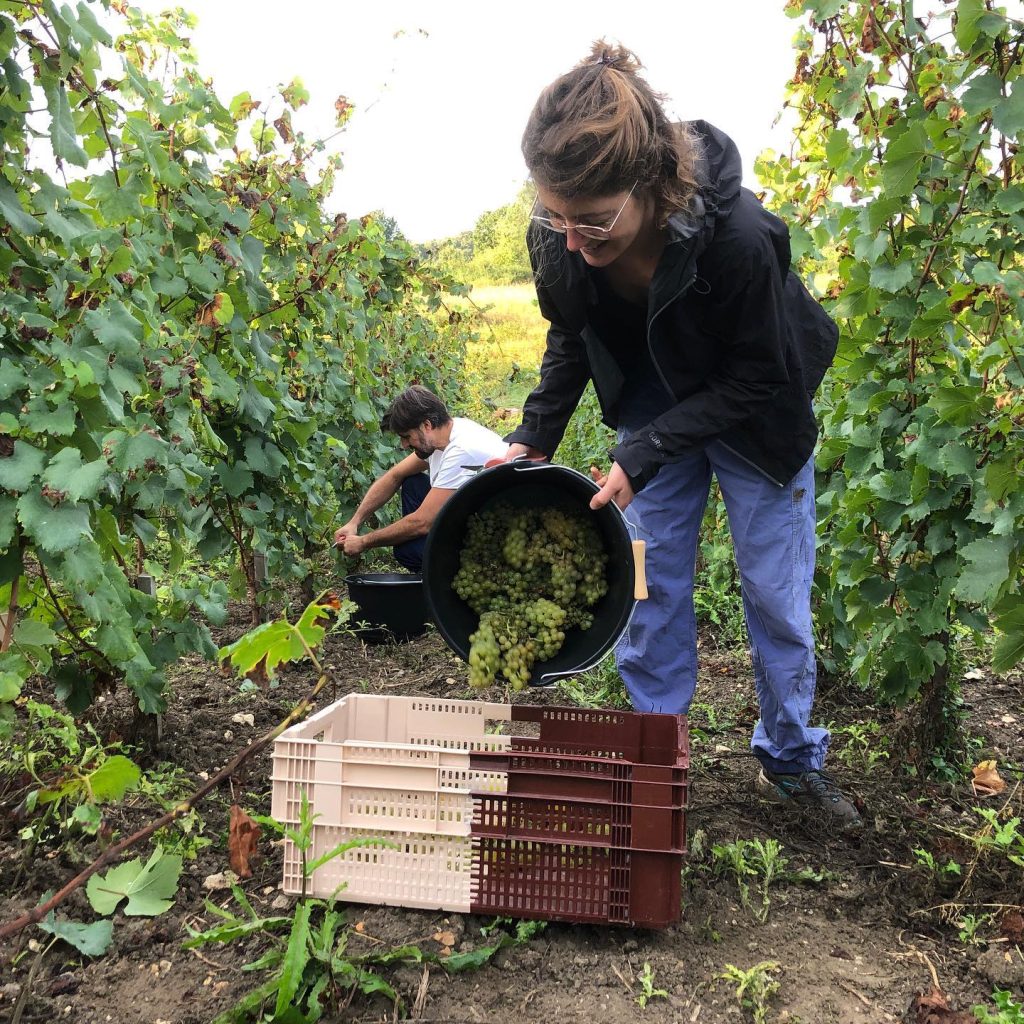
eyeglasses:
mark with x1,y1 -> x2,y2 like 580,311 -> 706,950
531,181 -> 638,240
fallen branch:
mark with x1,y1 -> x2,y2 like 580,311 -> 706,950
0,670 -> 334,943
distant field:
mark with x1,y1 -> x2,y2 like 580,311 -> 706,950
459,282 -> 547,410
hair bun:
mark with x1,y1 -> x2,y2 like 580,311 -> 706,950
581,40 -> 641,74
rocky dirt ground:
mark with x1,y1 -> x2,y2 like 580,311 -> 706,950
1,601 -> 1022,1024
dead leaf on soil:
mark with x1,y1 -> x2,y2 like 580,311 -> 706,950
228,804 -> 261,878
908,987 -> 976,1024
971,760 -> 1007,798
433,929 -> 456,949
999,911 -> 1024,944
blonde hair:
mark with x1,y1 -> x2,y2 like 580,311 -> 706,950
522,41 -> 702,225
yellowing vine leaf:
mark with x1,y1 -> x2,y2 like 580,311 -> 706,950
218,593 -> 348,681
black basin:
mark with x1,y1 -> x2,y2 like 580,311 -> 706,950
344,572 -> 429,642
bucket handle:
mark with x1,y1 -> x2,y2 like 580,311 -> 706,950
632,538 -> 648,601
618,510 -> 648,602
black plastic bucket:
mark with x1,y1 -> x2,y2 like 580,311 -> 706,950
344,572 -> 429,642
422,461 -> 641,685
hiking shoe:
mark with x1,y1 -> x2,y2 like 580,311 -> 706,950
756,767 -> 863,830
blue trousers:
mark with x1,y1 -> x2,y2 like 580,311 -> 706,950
615,441 -> 829,773
393,474 -> 430,573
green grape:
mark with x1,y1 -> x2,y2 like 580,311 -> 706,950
452,499 -> 610,689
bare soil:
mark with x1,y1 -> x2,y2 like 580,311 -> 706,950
2,605 -> 1022,1024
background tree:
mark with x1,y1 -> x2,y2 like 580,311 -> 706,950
423,182 -> 533,284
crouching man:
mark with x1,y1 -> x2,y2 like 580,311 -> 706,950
334,385 -> 507,572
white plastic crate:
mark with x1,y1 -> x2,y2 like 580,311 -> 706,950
271,695 -> 510,909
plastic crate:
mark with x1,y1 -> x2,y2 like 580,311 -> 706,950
271,694 -> 688,927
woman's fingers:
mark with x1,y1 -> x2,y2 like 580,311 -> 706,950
589,464 -> 634,511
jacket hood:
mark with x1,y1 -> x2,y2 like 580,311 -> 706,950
690,120 -> 743,216
665,120 -> 743,245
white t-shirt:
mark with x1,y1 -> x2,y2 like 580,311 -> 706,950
428,418 -> 508,490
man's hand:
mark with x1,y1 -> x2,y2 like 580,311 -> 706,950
333,520 -> 359,548
589,462 -> 634,512
505,443 -> 548,462
340,532 -> 368,557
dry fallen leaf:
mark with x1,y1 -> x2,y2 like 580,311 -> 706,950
433,929 -> 456,948
971,760 -> 1007,798
228,804 -> 261,878
999,910 -> 1024,944
908,987 -> 976,1024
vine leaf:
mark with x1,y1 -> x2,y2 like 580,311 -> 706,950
881,124 -> 927,199
17,490 -> 92,554
42,449 -> 109,503
993,88 -> 1024,138
928,386 -> 992,427
992,599 -> 1024,674
38,754 -> 142,807
953,535 -> 1013,605
281,78 -> 309,110
0,441 -> 46,492
37,911 -> 113,957
0,178 -> 39,235
86,848 -> 183,917
84,300 -> 143,355
219,594 -> 343,680
869,261 -> 914,293
42,80 -> 89,167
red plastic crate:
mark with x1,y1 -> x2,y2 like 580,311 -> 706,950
271,695 -> 688,928
471,841 -> 681,928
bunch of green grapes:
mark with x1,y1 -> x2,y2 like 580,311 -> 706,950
454,502 -> 609,690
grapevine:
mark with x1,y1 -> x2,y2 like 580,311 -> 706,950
453,503 -> 608,690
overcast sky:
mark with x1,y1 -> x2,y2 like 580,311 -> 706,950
130,1 -> 802,241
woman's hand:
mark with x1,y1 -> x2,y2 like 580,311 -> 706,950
589,462 -> 634,511
504,443 -> 548,462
